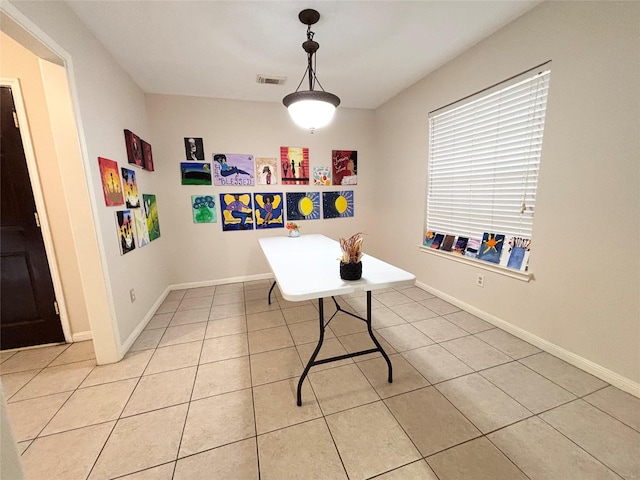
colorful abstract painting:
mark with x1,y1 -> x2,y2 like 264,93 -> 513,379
124,130 -> 143,168
256,157 -> 278,185
181,162 -> 212,186
121,168 -> 140,209
280,146 -> 309,185
286,192 -> 321,221
98,157 -> 124,206
213,154 -> 255,186
142,194 -> 161,241
477,232 -> 505,264
313,166 -> 331,186
431,233 -> 444,249
116,210 -> 136,255
134,209 -> 149,247
220,193 -> 254,231
184,137 -> 205,161
254,193 -> 284,229
332,150 -> 357,185
192,195 -> 217,224
453,237 -> 469,255
500,236 -> 531,271
322,191 -> 354,219
424,231 -> 436,247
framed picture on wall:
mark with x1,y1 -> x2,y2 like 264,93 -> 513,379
124,129 -> 143,168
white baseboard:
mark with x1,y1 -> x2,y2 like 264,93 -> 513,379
170,272 -> 274,291
119,285 -> 172,357
71,331 -> 92,342
119,273 -> 275,357
415,280 -> 640,399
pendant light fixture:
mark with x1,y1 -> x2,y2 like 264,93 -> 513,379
283,9 -> 340,133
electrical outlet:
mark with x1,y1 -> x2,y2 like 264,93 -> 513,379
129,288 -> 136,303
476,274 -> 484,288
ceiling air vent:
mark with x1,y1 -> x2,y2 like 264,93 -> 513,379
256,74 -> 286,85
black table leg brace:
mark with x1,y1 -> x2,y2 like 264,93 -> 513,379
296,291 -> 393,406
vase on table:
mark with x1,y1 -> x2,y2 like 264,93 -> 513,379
340,261 -> 362,280
289,229 -> 299,238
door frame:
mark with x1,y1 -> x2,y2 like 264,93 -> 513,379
1,77 -> 72,344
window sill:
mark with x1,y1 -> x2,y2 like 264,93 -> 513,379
418,245 -> 534,282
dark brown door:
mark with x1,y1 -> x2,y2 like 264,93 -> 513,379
1,85 -> 65,349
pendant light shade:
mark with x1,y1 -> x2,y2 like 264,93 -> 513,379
283,9 -> 340,132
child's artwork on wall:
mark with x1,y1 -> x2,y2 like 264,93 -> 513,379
313,166 -> 331,186
477,232 -> 505,264
280,146 -> 309,185
431,233 -> 444,249
184,137 -> 205,161
220,193 -> 254,231
453,237 -> 469,255
142,194 -> 161,241
424,231 -> 436,247
332,150 -> 357,185
134,209 -> 150,247
116,210 -> 136,255
121,168 -> 140,209
213,154 -> 255,186
141,140 -> 154,171
465,238 -> 481,258
286,192 -> 320,221
98,157 -> 124,206
124,130 -> 143,168
322,191 -> 354,219
181,162 -> 212,186
254,193 -> 284,228
500,237 -> 531,271
256,157 -> 278,185
192,195 -> 217,224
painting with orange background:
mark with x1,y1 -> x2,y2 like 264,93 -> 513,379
280,146 -> 309,185
98,157 -> 124,206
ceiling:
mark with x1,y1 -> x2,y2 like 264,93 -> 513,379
66,1 -> 541,109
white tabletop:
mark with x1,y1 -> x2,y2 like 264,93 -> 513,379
259,234 -> 416,301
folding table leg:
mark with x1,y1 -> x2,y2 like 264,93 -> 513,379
366,291 -> 393,383
267,281 -> 277,305
296,297 -> 325,406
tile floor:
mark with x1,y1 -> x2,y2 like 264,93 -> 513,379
2,280 -> 639,479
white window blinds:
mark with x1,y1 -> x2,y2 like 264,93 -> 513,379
426,64 -> 551,240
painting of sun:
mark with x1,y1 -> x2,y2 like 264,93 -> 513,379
322,191 -> 354,219
477,232 -> 505,264
286,192 -> 320,221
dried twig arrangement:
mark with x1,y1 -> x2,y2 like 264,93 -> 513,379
339,232 -> 364,264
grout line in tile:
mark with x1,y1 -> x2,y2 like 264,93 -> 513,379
535,414 -> 625,479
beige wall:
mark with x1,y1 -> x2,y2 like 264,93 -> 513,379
4,0 -> 638,393
373,1 -> 640,388
3,0 -> 172,359
145,94 -> 375,284
0,32 -> 91,337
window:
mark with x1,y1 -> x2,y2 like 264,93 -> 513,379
425,63 -> 551,244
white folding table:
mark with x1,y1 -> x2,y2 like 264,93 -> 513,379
258,234 -> 416,405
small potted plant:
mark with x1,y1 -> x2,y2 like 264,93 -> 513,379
339,232 -> 364,280
286,222 -> 300,237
